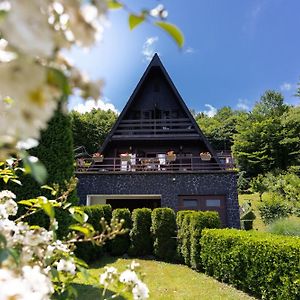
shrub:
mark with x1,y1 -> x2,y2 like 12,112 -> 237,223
151,208 -> 177,261
180,213 -> 193,266
111,208 -> 132,256
240,209 -> 256,231
190,211 -> 220,270
201,229 -> 300,300
266,216 -> 300,236
258,196 -> 292,224
75,204 -> 112,262
176,210 -> 194,262
129,208 -> 152,257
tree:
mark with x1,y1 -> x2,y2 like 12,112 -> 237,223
250,174 -> 268,201
195,107 -> 246,150
70,108 -> 117,154
233,91 -> 289,177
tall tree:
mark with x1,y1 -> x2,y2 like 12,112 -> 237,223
70,109 -> 117,154
233,91 -> 289,177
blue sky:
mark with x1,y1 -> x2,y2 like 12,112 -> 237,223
68,0 -> 300,115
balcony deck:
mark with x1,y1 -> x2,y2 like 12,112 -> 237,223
75,155 -> 235,174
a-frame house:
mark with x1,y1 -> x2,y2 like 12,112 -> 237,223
76,54 -> 240,228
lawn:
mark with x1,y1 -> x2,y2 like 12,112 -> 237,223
73,256 -> 256,300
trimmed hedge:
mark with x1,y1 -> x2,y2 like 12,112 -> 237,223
190,211 -> 220,270
129,208 -> 152,257
176,210 -> 193,263
181,213 -> 193,266
201,229 -> 300,300
111,208 -> 132,256
75,204 -> 112,262
151,208 -> 177,261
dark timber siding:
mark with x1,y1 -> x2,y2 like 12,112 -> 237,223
76,171 -> 240,228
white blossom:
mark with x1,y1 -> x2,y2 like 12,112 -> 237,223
0,190 -> 16,200
119,269 -> 139,285
57,258 -> 76,275
0,59 -> 58,141
0,0 -> 55,57
99,266 -> 117,287
132,280 -> 150,300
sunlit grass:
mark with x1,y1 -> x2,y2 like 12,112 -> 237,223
73,255 -> 256,300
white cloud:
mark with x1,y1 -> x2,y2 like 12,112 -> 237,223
142,36 -> 159,62
185,47 -> 195,54
280,82 -> 292,91
236,98 -> 250,111
72,98 -> 118,114
203,104 -> 217,117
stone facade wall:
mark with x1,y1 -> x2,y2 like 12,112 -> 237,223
76,171 -> 240,228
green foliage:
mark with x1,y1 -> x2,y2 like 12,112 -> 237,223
258,196 -> 292,224
195,107 -> 245,150
70,109 -> 117,154
75,204 -> 112,262
180,213 -> 193,266
129,208 -> 152,257
233,91 -> 291,177
201,229 -> 300,300
176,210 -> 193,262
151,208 -> 177,262
249,174 -> 268,201
110,208 -> 132,256
237,171 -> 250,193
190,212 -> 220,270
266,216 -> 300,236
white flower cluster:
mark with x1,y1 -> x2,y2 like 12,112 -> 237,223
0,0 -> 107,153
99,261 -> 149,300
0,189 -> 76,299
0,190 -> 17,219
0,265 -> 53,300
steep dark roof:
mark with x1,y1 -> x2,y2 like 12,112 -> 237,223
99,53 -> 220,164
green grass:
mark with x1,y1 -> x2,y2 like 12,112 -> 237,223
73,256 -> 256,300
266,216 -> 300,236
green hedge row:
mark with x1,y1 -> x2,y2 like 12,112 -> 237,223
176,211 -> 221,268
201,229 -> 300,300
75,204 -> 112,262
129,208 -> 152,256
111,208 -> 132,256
151,208 -> 177,261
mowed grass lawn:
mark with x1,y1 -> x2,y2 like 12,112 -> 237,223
73,256 -> 256,300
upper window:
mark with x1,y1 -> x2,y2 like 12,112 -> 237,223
183,199 -> 198,208
206,199 -> 221,207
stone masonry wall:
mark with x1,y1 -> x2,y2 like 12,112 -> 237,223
76,172 -> 240,228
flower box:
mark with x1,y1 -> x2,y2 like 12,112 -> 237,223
200,152 -> 212,161
120,154 -> 131,161
166,154 -> 176,162
93,153 -> 103,162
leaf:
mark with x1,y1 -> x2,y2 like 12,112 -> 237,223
155,21 -> 184,48
129,14 -> 145,30
23,156 -> 47,185
69,224 -> 91,237
10,179 -> 22,185
40,200 -> 55,219
47,67 -> 71,96
107,0 -> 123,9
0,249 -> 9,263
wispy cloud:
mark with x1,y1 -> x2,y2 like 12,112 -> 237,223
203,104 -> 217,117
142,36 -> 159,62
72,98 -> 118,114
280,82 -> 293,91
243,1 -> 267,35
236,98 -> 250,111
184,47 -> 196,54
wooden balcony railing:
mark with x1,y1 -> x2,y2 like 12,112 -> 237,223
113,118 -> 198,136
75,155 -> 235,173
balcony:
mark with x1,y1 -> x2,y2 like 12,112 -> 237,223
75,155 -> 235,174
111,118 -> 199,140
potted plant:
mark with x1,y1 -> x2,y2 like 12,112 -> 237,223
200,152 -> 211,161
92,152 -> 103,162
166,150 -> 176,162
120,153 -> 131,161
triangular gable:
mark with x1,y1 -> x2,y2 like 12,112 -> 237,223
100,54 -> 221,165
